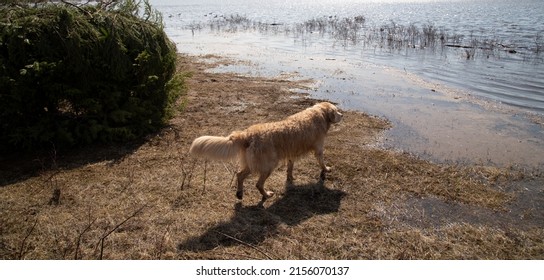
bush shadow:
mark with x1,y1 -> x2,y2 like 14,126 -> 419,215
177,181 -> 347,256
0,139 -> 148,187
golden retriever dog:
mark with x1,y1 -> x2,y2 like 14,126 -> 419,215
189,102 -> 343,201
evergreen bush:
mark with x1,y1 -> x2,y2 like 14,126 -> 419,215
0,1 -> 185,151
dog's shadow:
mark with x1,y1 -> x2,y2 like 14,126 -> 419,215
177,181 -> 346,255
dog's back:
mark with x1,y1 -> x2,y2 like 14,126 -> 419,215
241,106 -> 329,161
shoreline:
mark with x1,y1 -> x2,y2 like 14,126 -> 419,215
0,54 -> 542,259
175,35 -> 544,169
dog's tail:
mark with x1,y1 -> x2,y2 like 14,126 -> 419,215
189,135 -> 241,160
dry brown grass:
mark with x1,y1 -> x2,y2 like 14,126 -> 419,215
0,54 -> 542,260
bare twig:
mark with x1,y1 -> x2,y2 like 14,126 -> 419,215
213,230 -> 275,260
98,205 -> 146,260
156,225 -> 170,260
180,157 -> 196,190
18,218 -> 38,260
223,162 -> 237,190
60,0 -> 93,17
97,0 -> 116,10
222,162 -> 234,174
203,160 -> 208,193
221,252 -> 263,260
74,208 -> 97,260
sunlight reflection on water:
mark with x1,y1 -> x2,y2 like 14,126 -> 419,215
152,0 -> 544,167
153,0 -> 544,113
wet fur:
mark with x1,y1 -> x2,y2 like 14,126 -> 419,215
189,102 -> 343,201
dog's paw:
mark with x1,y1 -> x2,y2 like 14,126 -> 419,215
236,190 -> 244,200
261,191 -> 274,201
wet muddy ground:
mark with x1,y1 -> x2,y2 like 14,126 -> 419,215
1,55 -> 542,259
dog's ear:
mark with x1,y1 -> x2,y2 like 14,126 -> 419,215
316,102 -> 342,123
326,108 -> 335,122
324,103 -> 342,123
318,103 -> 339,123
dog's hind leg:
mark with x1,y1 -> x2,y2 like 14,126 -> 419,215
236,167 -> 251,200
286,159 -> 294,183
256,171 -> 274,202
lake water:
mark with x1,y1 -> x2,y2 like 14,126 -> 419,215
153,0 -> 544,113
150,0 -> 544,167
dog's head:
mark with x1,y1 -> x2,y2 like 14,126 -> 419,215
316,102 -> 343,123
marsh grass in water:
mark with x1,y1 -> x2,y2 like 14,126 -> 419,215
1,55 -> 542,259
189,14 -> 543,62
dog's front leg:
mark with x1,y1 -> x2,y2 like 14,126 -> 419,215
236,168 -> 250,199
314,149 -> 331,180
